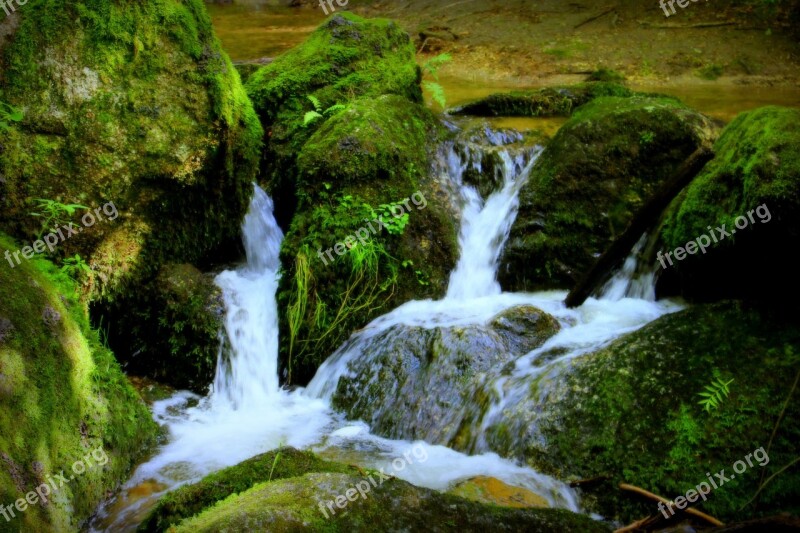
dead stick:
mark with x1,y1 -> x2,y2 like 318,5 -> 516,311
637,20 -> 737,29
614,515 -> 659,533
619,483 -> 724,527
575,6 -> 616,29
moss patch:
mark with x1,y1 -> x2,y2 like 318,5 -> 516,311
0,233 -> 157,532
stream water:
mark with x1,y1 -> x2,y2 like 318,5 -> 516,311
90,127 -> 685,531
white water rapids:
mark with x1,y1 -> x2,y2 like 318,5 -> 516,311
93,133 -> 681,531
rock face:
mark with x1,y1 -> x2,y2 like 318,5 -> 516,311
118,264 -> 225,393
0,0 -> 262,384
246,13 -> 459,384
655,106 -> 800,302
165,471 -> 607,533
528,302 -> 800,524
499,95 -> 718,291
331,306 -> 560,449
0,234 -> 157,532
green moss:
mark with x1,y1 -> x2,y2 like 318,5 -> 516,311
139,447 -> 358,532
170,472 -> 610,532
0,233 -> 157,532
275,95 -> 457,383
533,302 -> 800,523
657,106 -> 800,301
500,95 -> 718,291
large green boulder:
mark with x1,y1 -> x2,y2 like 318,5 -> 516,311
655,106 -> 800,302
0,234 -> 157,532
528,302 -> 800,524
0,0 -> 262,385
499,96 -> 718,291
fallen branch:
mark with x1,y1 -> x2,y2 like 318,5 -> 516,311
637,19 -> 736,29
614,515 -> 659,533
619,483 -> 724,527
575,6 -> 616,29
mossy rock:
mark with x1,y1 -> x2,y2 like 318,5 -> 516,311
139,447 -> 359,532
169,471 -> 610,532
0,0 -> 262,387
268,89 -> 456,384
245,11 -> 423,220
655,106 -> 800,302
530,302 -> 800,523
0,234 -> 157,532
449,82 -> 634,118
108,263 -> 224,393
500,95 -> 719,291
331,306 -> 560,449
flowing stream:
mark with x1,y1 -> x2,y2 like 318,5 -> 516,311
92,129 -> 681,531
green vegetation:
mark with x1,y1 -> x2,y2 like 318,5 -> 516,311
698,373 -> 735,413
29,199 -> 88,239
0,100 -> 22,132
531,303 -> 800,524
421,53 -> 452,109
303,95 -> 347,127
0,234 -> 157,532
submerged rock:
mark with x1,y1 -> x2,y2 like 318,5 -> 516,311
0,234 -> 157,531
500,95 -> 719,291
655,106 -> 800,302
331,305 -> 560,449
169,472 -> 608,532
450,81 -> 633,117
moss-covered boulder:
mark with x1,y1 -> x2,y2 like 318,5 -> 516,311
0,0 -> 262,385
449,82 -> 633,118
169,471 -> 609,532
330,305 -> 560,449
245,14 -> 458,384
528,302 -> 800,524
655,106 -> 800,302
139,447 -> 358,532
111,264 -> 224,393
500,96 -> 719,291
0,234 -> 157,532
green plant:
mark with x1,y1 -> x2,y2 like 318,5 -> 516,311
268,450 -> 282,482
697,64 -> 724,80
303,95 -> 347,127
639,131 -> 656,146
697,373 -> 734,412
30,198 -> 88,239
402,259 -> 430,286
421,53 -> 451,109
0,100 -> 23,132
369,201 -> 410,235
61,254 -> 91,280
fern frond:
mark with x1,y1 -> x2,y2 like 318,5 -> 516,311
697,375 -> 734,413
303,111 -> 323,127
423,81 -> 447,109
324,104 -> 347,116
307,95 -> 322,112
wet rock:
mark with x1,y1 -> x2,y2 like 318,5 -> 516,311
448,476 -> 549,509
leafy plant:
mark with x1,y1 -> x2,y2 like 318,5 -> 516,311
697,373 -> 734,412
30,198 -> 88,238
402,260 -> 430,286
369,201 -> 410,235
420,53 -> 452,109
268,450 -> 282,482
303,95 -> 347,127
0,101 -> 23,132
61,254 -> 91,279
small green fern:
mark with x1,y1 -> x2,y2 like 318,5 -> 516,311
303,96 -> 347,127
0,101 -> 23,132
698,375 -> 734,413
423,81 -> 447,109
420,53 -> 452,109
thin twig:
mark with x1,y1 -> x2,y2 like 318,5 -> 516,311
637,20 -> 737,29
574,6 -> 616,29
757,367 -> 800,503
619,483 -> 724,527
740,457 -> 800,511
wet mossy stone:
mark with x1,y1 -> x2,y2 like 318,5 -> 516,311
450,82 -> 634,117
655,106 -> 800,302
330,305 -> 560,449
170,471 -> 610,532
0,0 -> 262,303
500,95 -> 719,291
529,302 -> 800,524
275,94 -> 459,385
0,234 -> 157,532
139,447 -> 359,532
111,263 -> 225,394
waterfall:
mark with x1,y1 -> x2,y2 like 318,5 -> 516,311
212,184 -> 283,408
